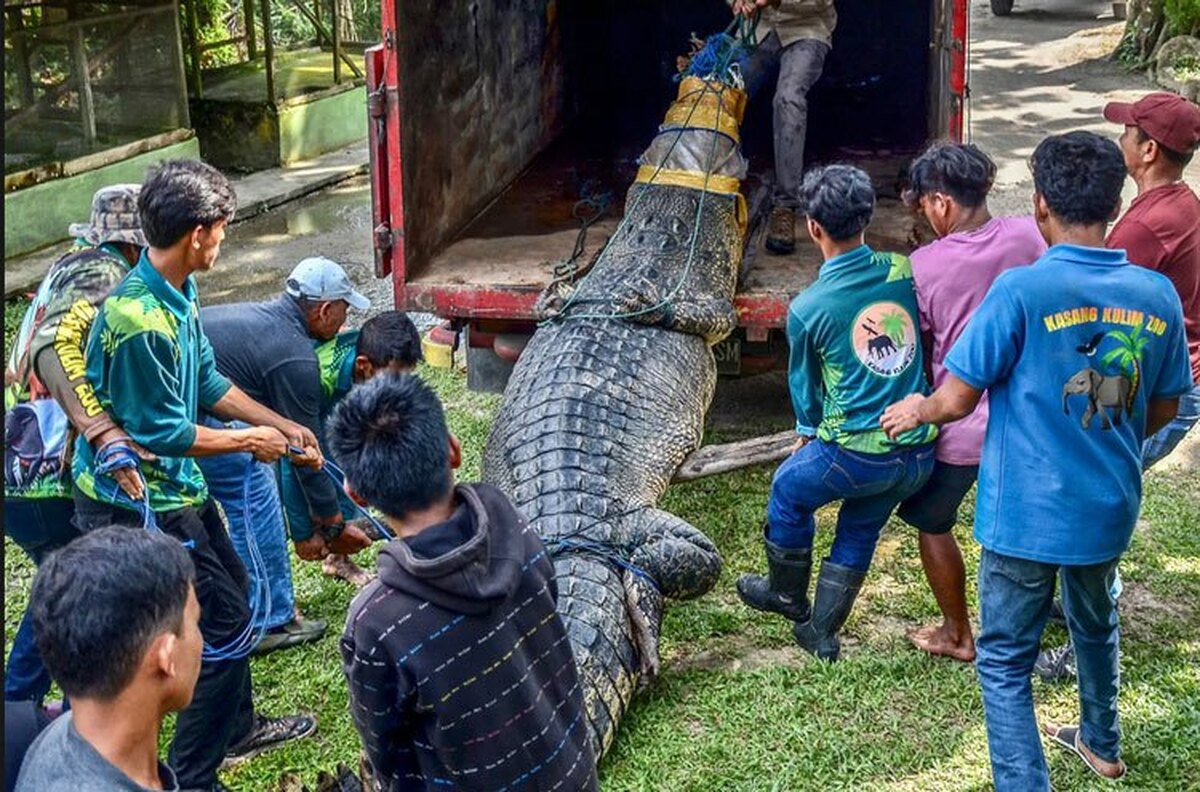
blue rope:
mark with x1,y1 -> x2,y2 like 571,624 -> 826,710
288,447 -> 395,541
542,538 -> 660,594
94,441 -> 270,661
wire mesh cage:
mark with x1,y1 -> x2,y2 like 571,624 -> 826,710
4,1 -> 190,175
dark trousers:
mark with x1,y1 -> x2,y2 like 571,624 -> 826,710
73,489 -> 255,789
741,31 -> 831,209
4,497 -> 80,704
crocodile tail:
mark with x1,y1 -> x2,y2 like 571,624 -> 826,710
554,554 -> 641,759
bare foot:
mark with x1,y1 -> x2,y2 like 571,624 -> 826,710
1043,721 -> 1127,780
907,622 -> 976,663
322,553 -> 375,588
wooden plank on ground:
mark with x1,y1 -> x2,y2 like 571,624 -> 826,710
673,430 -> 796,483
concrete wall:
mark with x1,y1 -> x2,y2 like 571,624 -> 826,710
191,85 -> 367,173
4,136 -> 200,259
279,87 -> 367,164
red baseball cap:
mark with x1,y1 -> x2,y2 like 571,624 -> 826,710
1104,92 -> 1200,154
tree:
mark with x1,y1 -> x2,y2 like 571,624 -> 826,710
1118,0 -> 1200,69
1103,322 -> 1149,410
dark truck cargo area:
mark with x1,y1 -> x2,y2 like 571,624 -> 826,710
384,0 -> 959,337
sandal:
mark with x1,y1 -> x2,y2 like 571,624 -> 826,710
1043,722 -> 1126,781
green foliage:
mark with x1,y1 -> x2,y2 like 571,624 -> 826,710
1165,0 -> 1200,36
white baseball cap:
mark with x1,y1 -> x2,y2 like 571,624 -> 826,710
285,257 -> 371,310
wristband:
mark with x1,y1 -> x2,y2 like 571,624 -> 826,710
318,520 -> 345,542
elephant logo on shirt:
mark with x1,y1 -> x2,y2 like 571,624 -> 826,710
1064,323 -> 1147,431
851,302 -> 916,378
1062,368 -> 1131,430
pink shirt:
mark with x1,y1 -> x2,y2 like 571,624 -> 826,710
912,216 -> 1047,464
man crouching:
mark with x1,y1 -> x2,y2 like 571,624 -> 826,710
330,374 -> 598,791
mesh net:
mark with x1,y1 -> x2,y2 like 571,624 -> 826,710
4,2 -> 189,174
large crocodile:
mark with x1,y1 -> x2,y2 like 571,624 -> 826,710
482,76 -> 749,756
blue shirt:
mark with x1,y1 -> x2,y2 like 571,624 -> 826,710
74,253 -> 231,512
945,244 -> 1192,564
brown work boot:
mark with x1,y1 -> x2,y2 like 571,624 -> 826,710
766,206 -> 796,255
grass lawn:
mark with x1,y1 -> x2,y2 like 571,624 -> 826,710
4,296 -> 1199,790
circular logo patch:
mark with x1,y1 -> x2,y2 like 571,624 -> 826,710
851,302 -> 917,377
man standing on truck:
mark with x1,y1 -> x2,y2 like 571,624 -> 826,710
733,0 -> 837,256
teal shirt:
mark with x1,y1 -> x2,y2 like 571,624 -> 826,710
786,245 -> 937,453
280,330 -> 359,538
73,253 -> 232,512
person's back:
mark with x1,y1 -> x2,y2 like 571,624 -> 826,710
330,375 -> 598,791
960,250 -> 1188,562
201,296 -> 313,404
788,245 -> 935,452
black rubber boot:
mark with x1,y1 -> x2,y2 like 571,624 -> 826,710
736,536 -> 812,622
793,561 -> 867,662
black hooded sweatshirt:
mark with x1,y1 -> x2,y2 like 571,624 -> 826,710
341,483 -> 598,792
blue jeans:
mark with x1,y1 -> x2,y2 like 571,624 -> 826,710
197,427 -> 296,632
1142,382 -> 1200,468
977,549 -> 1121,792
4,498 -> 79,703
766,440 -> 935,571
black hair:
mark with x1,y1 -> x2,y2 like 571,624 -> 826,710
1134,127 -> 1194,168
799,165 -> 876,242
327,373 -> 452,518
904,142 -> 997,208
31,527 -> 195,700
357,311 -> 424,369
1031,132 -> 1126,226
139,160 -> 237,248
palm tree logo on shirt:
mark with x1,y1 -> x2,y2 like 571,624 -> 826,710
1062,321 -> 1146,431
1102,322 -> 1147,412
852,302 -> 917,378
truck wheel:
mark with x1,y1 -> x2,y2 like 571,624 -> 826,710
991,0 -> 1014,15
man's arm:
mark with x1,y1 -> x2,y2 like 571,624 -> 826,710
340,629 -> 417,788
1107,218 -> 1168,271
102,329 -> 289,464
786,308 -> 823,444
28,260 -> 152,497
1147,398 -> 1180,438
881,374 -> 983,439
257,359 -> 344,524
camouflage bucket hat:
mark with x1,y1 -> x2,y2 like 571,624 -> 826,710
67,184 -> 147,247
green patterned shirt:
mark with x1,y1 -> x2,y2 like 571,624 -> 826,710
73,254 -> 231,512
786,245 -> 937,453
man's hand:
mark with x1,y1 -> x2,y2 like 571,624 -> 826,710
240,426 -> 289,463
732,0 -> 779,17
881,394 -> 928,440
94,427 -> 156,501
277,419 -> 324,468
790,434 -> 814,455
294,535 -> 329,561
327,523 -> 372,556
289,443 -> 324,470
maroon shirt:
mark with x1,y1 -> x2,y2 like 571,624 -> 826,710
1107,181 -> 1200,383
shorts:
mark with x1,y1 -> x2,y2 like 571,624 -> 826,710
896,461 -> 979,535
